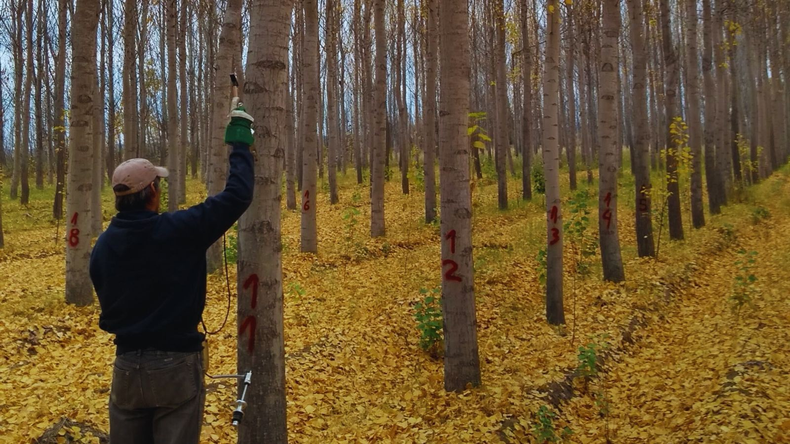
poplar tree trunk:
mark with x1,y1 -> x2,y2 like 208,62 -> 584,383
178,0 -> 188,204
370,0 -> 387,238
520,0 -> 533,200
353,0 -> 364,185
439,0 -> 481,392
301,0 -> 319,251
598,0 -> 624,282
659,0 -> 684,241
326,0 -> 340,204
123,0 -> 139,159
494,0 -> 508,210
106,0 -> 116,181
566,2 -> 577,191
206,0 -> 242,273
53,0 -> 69,219
702,0 -> 722,213
35,0 -> 44,191
543,0 -> 565,325
10,1 -> 22,201
685,0 -> 705,229
20,0 -> 33,205
423,0 -> 438,223
768,6 -> 787,169
713,1 -> 733,192
626,0 -> 655,257
138,0 -> 149,158
286,25 -> 298,210
65,0 -> 101,306
236,0 -> 290,441
166,0 -> 181,211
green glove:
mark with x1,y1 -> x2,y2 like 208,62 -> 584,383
224,98 -> 255,147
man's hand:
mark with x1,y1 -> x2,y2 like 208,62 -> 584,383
224,97 -> 254,147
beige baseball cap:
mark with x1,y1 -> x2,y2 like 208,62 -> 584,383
112,159 -> 169,196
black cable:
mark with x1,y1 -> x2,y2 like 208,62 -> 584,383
201,232 -> 233,336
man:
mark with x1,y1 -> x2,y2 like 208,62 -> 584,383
90,99 -> 254,444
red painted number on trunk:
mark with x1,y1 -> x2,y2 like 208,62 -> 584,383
550,205 -> 558,224
68,229 -> 80,247
443,259 -> 462,282
70,212 -> 79,225
303,190 -> 310,212
239,316 -> 256,353
604,192 -> 612,208
445,229 -> 457,254
550,228 -> 560,246
602,209 -> 612,229
244,274 -> 260,309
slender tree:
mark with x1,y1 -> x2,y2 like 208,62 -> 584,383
105,0 -> 116,180
659,0 -> 683,240
598,0 -> 625,282
237,0 -> 290,441
65,0 -> 101,306
53,0 -> 69,219
439,0 -> 481,391
423,0 -> 438,223
494,0 -> 508,210
178,0 -> 188,204
122,0 -> 138,159
626,0 -> 655,256
301,0 -> 319,251
19,0 -> 33,205
370,0 -> 387,237
520,0 -> 533,200
326,0 -> 340,204
166,0 -> 181,211
543,0 -> 565,325
685,0 -> 705,228
702,0 -> 722,213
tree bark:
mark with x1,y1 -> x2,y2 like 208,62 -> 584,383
166,0 -> 181,211
543,0 -> 565,325
65,0 -> 101,306
105,0 -> 116,181
138,0 -> 149,159
301,0 -> 319,251
35,0 -> 45,191
20,0 -> 33,205
439,0 -> 481,391
598,0 -> 625,282
494,0 -> 508,210
701,0 -> 722,213
236,0 -> 290,441
685,0 -> 705,228
123,0 -> 139,159
565,2 -> 577,191
370,0 -> 387,237
520,0 -> 533,200
626,0 -> 655,257
423,0 -> 438,223
53,0 -> 69,219
659,0 -> 684,241
178,0 -> 188,204
326,0 -> 340,204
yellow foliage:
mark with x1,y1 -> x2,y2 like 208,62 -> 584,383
1,166 -> 790,443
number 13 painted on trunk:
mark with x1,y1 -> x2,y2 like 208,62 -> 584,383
549,205 -> 560,246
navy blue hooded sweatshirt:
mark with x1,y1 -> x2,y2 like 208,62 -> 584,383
90,144 -> 254,355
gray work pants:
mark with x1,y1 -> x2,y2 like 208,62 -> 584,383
109,350 -> 205,444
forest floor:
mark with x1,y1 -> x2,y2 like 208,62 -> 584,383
1,164 -> 789,443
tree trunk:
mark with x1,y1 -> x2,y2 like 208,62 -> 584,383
106,0 -> 116,181
520,0 -> 533,200
35,0 -> 45,191
598,0 -> 625,282
286,21 -> 298,210
769,5 -> 788,169
138,0 -> 149,159
439,0 -> 481,392
178,0 -> 188,204
397,0 -> 410,195
65,0 -> 100,306
659,0 -> 684,241
166,0 -> 181,211
713,1 -> 732,193
236,0 -> 290,441
206,0 -> 243,273
370,0 -> 387,237
626,0 -> 655,257
53,0 -> 69,219
123,0 -> 139,159
10,0 -> 22,201
701,0 -> 722,213
20,0 -> 33,205
566,2 -> 577,191
494,0 -> 508,210
685,0 -> 705,228
543,0 -> 565,325
326,0 -> 340,204
301,0 -> 319,251
423,0 -> 438,223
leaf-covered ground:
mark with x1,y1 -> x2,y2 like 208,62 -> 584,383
1,166 -> 789,443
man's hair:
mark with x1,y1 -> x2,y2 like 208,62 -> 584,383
114,177 -> 160,212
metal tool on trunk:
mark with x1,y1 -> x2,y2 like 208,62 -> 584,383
207,371 -> 252,426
